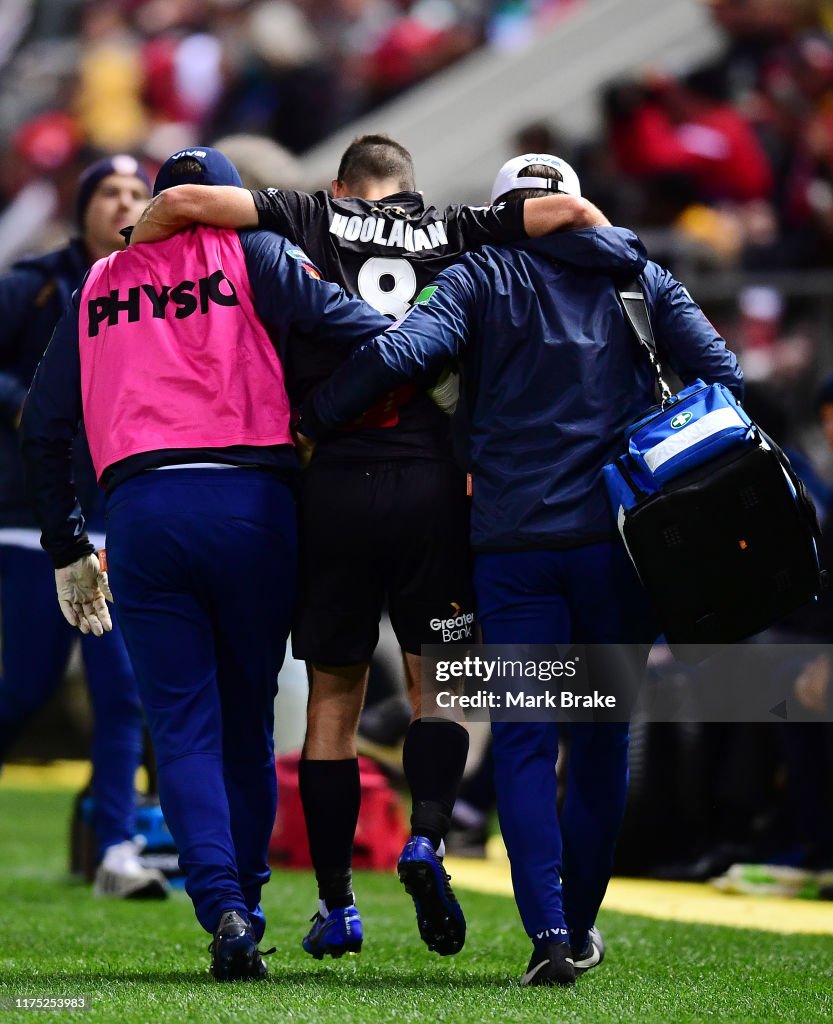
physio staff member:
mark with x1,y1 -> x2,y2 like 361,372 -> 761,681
22,148 -> 389,980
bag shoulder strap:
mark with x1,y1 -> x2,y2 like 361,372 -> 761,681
758,426 -> 823,547
618,277 -> 672,404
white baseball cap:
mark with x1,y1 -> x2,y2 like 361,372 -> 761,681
490,153 -> 581,203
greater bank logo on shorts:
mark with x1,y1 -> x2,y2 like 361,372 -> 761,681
430,602 -> 474,641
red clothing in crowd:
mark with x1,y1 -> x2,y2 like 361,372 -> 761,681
612,100 -> 774,202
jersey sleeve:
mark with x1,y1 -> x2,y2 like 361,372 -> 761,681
251,188 -> 322,244
447,199 -> 528,247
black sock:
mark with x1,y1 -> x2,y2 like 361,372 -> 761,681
298,758 -> 360,909
570,928 -> 590,957
402,719 -> 469,848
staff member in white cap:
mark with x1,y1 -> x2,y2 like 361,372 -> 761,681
298,153 -> 744,988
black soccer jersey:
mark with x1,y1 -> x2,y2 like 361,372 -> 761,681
252,188 -> 527,460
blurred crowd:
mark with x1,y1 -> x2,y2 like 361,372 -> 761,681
0,0 -> 583,266
1,0 -> 486,156
587,0 -> 833,273
6,0 -> 831,270
1,1 -> 831,274
497,0 -> 833,462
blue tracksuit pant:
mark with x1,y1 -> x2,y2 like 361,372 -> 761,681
0,538 -> 143,856
104,468 -> 297,938
474,541 -> 657,949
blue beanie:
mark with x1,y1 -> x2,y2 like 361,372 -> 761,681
76,154 -> 151,228
153,147 -> 242,195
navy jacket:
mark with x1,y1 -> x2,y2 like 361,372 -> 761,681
22,229 -> 389,567
0,239 -> 100,529
304,227 -> 744,551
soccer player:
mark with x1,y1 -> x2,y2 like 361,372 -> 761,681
21,148 -> 390,979
131,136 -> 609,958
296,154 -> 743,985
0,155 -> 168,899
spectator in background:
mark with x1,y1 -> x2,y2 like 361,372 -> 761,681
602,0 -> 833,271
704,0 -> 819,102
0,0 -> 496,178
74,3 -> 147,153
600,52 -> 832,269
362,4 -> 480,106
0,112 -> 83,268
605,68 -> 774,204
0,154 -> 168,900
761,30 -> 833,266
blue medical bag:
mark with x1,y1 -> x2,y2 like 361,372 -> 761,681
603,282 -> 824,656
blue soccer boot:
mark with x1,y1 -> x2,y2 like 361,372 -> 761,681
302,904 -> 364,959
397,836 -> 466,955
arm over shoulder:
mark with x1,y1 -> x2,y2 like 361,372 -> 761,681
642,262 -> 744,401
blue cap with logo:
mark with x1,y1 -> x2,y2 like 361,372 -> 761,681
153,147 -> 243,196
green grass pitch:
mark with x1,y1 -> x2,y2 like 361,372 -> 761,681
0,787 -> 831,1023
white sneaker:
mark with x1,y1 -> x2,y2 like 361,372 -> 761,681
93,839 -> 170,900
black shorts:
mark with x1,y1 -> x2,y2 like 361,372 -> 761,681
292,459 -> 475,664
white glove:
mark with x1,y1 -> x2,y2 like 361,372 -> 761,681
55,553 -> 113,637
428,366 -> 460,415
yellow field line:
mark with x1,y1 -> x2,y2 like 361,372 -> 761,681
1,761 -> 149,789
447,840 -> 833,936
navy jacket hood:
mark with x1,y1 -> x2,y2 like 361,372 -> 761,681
519,226 -> 648,277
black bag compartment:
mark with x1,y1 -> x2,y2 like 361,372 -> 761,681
622,442 -> 822,651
